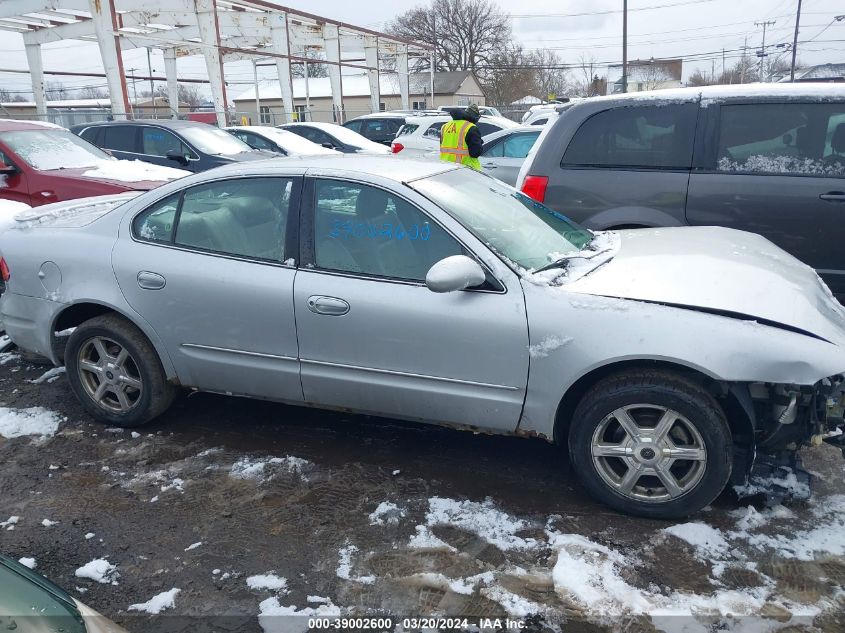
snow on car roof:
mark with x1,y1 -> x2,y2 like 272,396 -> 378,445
584,82 -> 845,106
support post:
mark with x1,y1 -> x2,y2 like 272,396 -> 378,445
163,48 -> 180,119
323,23 -> 343,123
363,36 -> 380,114
195,0 -> 228,127
397,45 -> 409,110
270,12 -> 295,123
790,0 -> 803,82
23,40 -> 47,120
622,0 -> 628,93
88,0 -> 130,119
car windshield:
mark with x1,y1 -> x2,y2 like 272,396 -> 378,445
180,126 -> 252,155
257,128 -> 337,154
314,124 -> 382,150
0,129 -> 110,170
411,169 -> 593,270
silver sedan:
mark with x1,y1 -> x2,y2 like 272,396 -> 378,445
1,156 -> 844,518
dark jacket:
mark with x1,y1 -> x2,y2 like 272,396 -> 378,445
442,111 -> 483,158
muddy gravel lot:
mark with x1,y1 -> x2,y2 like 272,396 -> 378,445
2,350 -> 845,633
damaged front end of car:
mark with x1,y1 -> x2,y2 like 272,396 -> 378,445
726,374 -> 845,504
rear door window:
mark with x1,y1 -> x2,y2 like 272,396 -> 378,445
344,120 -> 363,133
423,122 -> 446,139
716,102 -> 845,176
141,127 -> 189,157
477,122 -> 500,137
103,125 -> 136,152
563,103 -> 698,169
397,124 -> 419,137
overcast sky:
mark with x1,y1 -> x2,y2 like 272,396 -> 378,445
0,0 -> 841,102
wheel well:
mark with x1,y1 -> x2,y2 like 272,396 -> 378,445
553,359 -> 753,448
51,303 -> 117,362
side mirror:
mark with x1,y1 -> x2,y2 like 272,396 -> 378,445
0,162 -> 17,175
165,149 -> 189,165
321,142 -> 336,150
425,255 -> 486,293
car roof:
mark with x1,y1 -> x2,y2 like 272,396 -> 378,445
191,154 -> 459,182
403,114 -> 519,128
0,118 -> 66,132
582,82 -> 845,107
281,122 -> 346,132
73,118 -> 212,129
346,112 -> 414,121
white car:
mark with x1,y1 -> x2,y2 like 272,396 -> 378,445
391,115 -> 519,157
523,109 -> 560,127
224,126 -> 340,156
278,122 -> 390,154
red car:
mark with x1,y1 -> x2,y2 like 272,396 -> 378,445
0,119 -> 181,207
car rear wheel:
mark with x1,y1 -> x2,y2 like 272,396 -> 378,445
65,314 -> 176,427
569,369 -> 732,519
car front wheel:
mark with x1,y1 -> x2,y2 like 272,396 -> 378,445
65,314 -> 176,427
569,369 -> 732,519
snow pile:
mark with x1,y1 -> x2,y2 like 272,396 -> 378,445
1,516 -> 20,530
0,199 -> 30,233
247,573 -> 288,592
82,159 -> 189,183
41,518 -> 59,527
420,496 -> 538,551
75,558 -> 119,584
368,501 -> 406,526
230,455 -> 312,482
28,367 -> 65,384
128,588 -> 181,614
524,231 -> 620,286
18,557 -> 36,569
662,522 -> 730,559
336,544 -> 374,584
184,541 -> 202,551
258,596 -> 341,633
0,406 -> 62,438
734,468 -> 811,499
528,335 -> 573,358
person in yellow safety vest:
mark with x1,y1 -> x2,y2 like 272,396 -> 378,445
439,103 -> 483,171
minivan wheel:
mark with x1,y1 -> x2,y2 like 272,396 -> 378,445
65,314 -> 176,427
569,369 -> 732,519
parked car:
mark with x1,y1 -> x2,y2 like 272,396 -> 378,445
2,156 -> 845,519
516,84 -> 845,297
391,114 -> 519,156
523,109 -> 559,126
440,105 -> 503,117
277,122 -> 390,154
479,127 -> 543,186
0,119 -> 185,207
0,554 -> 129,632
343,112 -> 429,146
224,125 -> 340,156
71,119 -> 276,173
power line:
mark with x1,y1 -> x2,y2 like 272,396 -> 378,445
509,0 -> 719,19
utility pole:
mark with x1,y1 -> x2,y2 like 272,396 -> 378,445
722,48 -> 725,82
127,68 -> 138,116
253,59 -> 260,124
622,0 -> 628,93
146,48 -> 154,107
754,20 -> 775,82
740,36 -> 748,83
789,0 -> 802,81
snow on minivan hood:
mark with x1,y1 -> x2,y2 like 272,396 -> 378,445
565,226 -> 845,346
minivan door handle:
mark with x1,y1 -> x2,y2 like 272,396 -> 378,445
137,271 -> 166,290
307,295 -> 350,316
820,191 -> 845,202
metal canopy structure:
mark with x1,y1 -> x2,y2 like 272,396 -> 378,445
0,0 -> 432,126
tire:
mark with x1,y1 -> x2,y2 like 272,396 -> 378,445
65,314 -> 177,427
568,369 -> 732,519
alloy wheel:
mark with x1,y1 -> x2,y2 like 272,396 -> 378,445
590,404 -> 707,503
77,336 -> 143,413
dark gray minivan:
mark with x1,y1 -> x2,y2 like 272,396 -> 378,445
518,84 -> 845,296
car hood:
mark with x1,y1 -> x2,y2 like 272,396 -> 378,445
39,167 -> 163,190
566,226 -> 845,346
223,150 -> 278,162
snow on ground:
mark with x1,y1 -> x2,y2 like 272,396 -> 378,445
258,596 -> 341,633
28,366 -> 65,384
82,159 -> 189,183
230,456 -> 312,482
734,468 -> 811,499
336,543 -> 374,584
423,496 -> 538,551
528,335 -> 573,358
184,541 -> 202,551
1,516 -> 20,530
17,557 -> 35,569
0,406 -> 62,438
40,518 -> 58,527
74,558 -> 119,584
368,501 -> 406,526
0,199 -> 30,233
246,573 -> 288,592
662,522 -> 730,559
128,588 -> 181,614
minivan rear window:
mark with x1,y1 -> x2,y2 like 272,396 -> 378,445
562,103 -> 697,169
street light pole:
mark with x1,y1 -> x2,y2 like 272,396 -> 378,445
622,0 -> 628,93
754,20 -> 775,81
789,0 -> 802,82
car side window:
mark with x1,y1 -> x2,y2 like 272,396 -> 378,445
344,120 -> 362,133
242,132 -> 275,152
476,122 -> 499,137
141,127 -> 188,157
502,132 -> 540,158
483,139 -> 505,158
563,103 -> 697,169
397,124 -> 419,137
312,179 -> 463,281
424,122 -> 446,139
716,103 -> 845,176
134,178 -> 294,262
530,117 -> 548,126
103,125 -> 136,152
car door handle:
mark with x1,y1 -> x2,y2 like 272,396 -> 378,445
137,271 -> 166,290
820,192 -> 845,202
307,295 -> 350,316
481,162 -> 497,168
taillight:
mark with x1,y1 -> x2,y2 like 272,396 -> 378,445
391,142 -> 404,154
521,175 -> 548,203
0,257 -> 9,282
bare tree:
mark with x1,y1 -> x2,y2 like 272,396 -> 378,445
636,63 -> 675,91
291,50 -> 328,79
530,49 -> 571,100
75,86 -> 108,99
0,87 -> 28,103
45,80 -> 70,100
154,83 -> 204,108
483,44 -> 538,105
389,0 -> 511,81
571,54 -> 604,97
